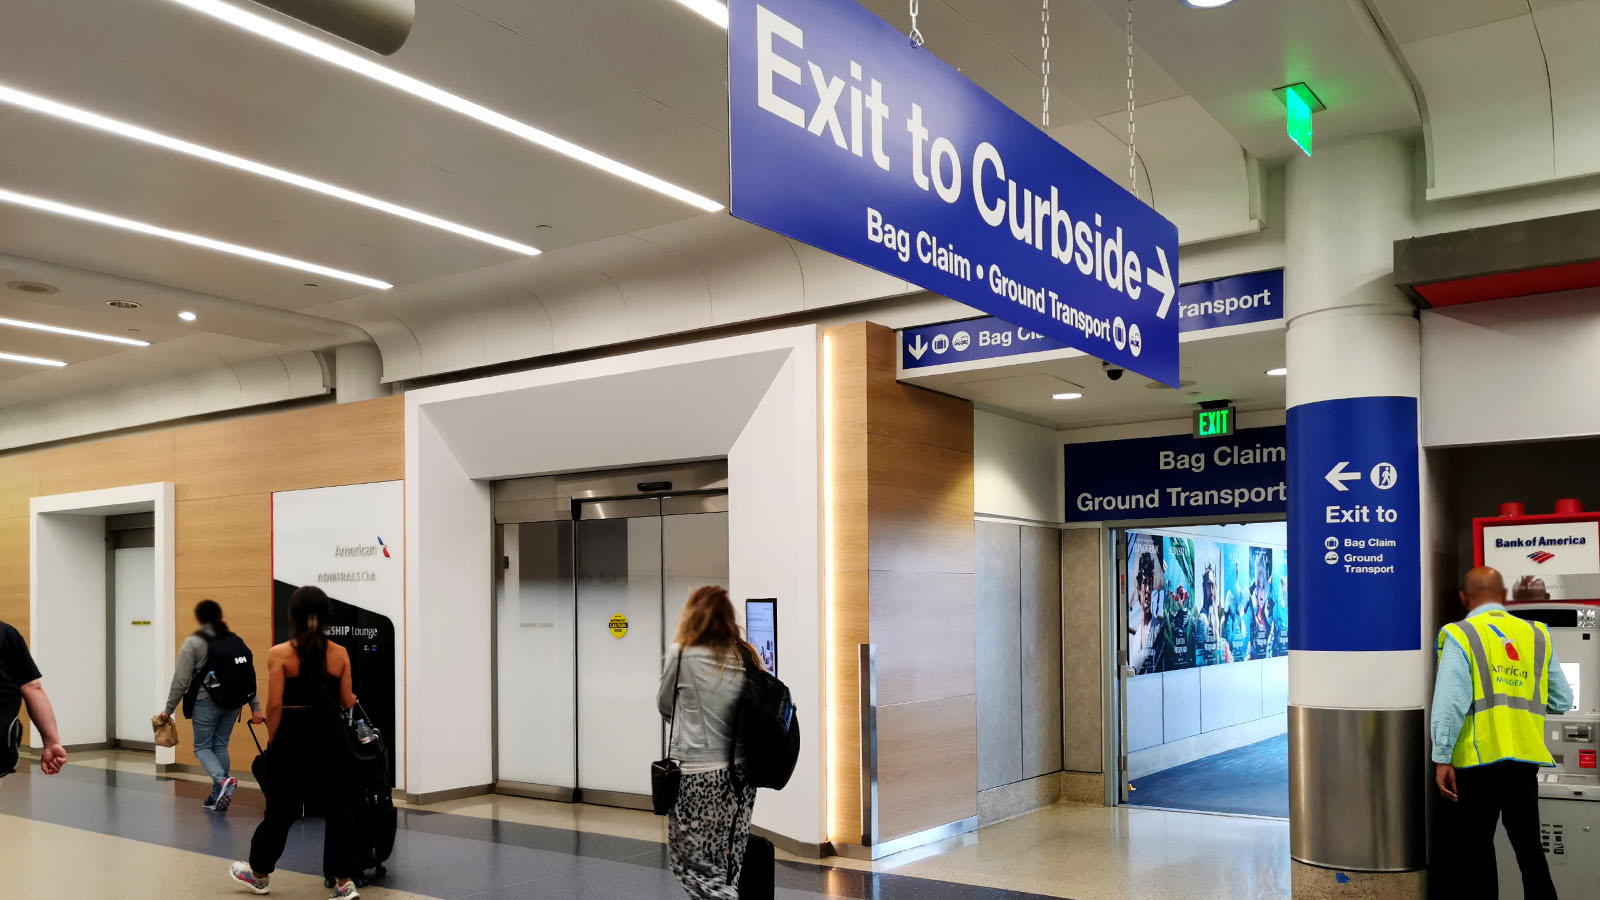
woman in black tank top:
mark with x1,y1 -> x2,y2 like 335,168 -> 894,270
228,587 -> 363,899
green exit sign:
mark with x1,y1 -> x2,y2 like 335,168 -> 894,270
1274,83 -> 1324,158
1194,406 -> 1236,439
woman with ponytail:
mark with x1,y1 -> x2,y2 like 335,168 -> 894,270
229,586 -> 363,899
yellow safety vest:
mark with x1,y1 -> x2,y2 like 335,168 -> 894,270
1438,611 -> 1554,768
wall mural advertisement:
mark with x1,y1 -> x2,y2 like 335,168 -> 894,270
1127,530 -> 1287,675
272,480 -> 404,785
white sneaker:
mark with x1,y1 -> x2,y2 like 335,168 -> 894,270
216,776 -> 240,811
228,861 -> 270,895
330,883 -> 360,899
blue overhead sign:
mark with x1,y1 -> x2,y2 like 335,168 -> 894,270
1064,427 -> 1287,523
729,0 -> 1182,386
901,268 -> 1285,369
1287,396 -> 1420,652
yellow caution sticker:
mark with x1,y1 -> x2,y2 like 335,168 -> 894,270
609,614 -> 629,638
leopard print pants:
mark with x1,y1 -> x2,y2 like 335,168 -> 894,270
667,765 -> 758,900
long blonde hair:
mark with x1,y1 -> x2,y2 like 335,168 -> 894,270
674,585 -> 762,670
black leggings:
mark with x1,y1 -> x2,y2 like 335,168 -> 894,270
249,708 -> 357,879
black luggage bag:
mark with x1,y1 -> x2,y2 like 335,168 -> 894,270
326,708 -> 397,888
738,834 -> 775,900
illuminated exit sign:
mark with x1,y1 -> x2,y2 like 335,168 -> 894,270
1274,83 -> 1324,157
1193,406 -> 1237,439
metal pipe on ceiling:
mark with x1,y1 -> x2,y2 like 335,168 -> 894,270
247,0 -> 414,56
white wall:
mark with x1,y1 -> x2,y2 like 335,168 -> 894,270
29,484 -> 175,763
974,409 -> 1062,523
405,326 -> 824,843
1421,289 -> 1600,447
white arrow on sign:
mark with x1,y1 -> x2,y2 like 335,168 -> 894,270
1149,246 -> 1176,320
1325,461 -> 1361,492
907,334 -> 929,360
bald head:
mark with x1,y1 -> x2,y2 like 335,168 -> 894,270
1461,566 -> 1506,611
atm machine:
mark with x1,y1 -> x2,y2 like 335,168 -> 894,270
1476,500 -> 1600,897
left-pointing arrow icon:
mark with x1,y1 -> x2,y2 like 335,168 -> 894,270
907,334 -> 928,360
1325,460 -> 1361,492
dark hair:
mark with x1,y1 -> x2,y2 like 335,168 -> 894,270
288,586 -> 333,680
674,585 -> 761,671
194,599 -> 230,637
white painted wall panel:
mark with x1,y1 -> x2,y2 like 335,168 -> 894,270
1200,658 -> 1265,733
1161,667 -> 1202,743
975,410 -> 1062,523
1126,673 -> 1164,752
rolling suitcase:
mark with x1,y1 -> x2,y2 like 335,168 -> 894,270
737,834 -> 775,900
326,706 -> 397,889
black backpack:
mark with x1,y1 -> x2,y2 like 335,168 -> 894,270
185,632 -> 257,715
0,661 -> 20,779
731,660 -> 801,791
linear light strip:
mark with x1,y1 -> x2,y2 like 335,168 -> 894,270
821,332 -> 838,840
0,186 -> 393,290
0,84 -> 539,257
168,0 -> 725,213
0,315 -> 149,347
670,0 -> 729,28
0,350 -> 67,367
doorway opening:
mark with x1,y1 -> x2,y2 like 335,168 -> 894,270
491,461 -> 729,809
1112,521 -> 1288,818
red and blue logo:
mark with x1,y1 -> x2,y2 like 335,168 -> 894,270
377,536 -> 391,559
1528,551 -> 1555,564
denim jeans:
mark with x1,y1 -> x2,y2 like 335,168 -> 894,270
190,696 -> 237,785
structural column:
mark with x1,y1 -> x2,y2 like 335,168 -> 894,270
1284,135 -> 1427,898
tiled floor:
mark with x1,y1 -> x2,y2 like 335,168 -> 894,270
1126,734 -> 1290,819
0,755 -> 1291,900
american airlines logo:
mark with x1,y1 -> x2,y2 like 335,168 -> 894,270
1528,551 -> 1556,565
334,537 -> 391,559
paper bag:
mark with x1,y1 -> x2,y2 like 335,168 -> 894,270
151,715 -> 178,748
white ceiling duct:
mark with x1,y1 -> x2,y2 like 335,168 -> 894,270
247,0 -> 413,55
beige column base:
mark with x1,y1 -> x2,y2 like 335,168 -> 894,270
1292,860 -> 1425,899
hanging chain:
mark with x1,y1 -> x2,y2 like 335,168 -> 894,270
1125,0 -> 1138,198
908,0 -> 925,47
1041,0 -> 1051,128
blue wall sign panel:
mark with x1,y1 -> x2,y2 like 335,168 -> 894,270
730,0 -> 1182,386
901,269 -> 1283,370
1287,396 -> 1420,652
1174,269 -> 1283,333
1064,426 -> 1287,523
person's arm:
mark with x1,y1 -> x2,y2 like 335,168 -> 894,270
1546,644 -> 1574,715
265,649 -> 286,740
332,645 -> 358,710
19,680 -> 65,774
658,646 -> 681,720
1431,632 -> 1472,801
159,635 -> 205,721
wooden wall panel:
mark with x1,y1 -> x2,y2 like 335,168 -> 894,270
174,397 -> 403,501
0,396 -> 403,772
864,434 -> 975,575
870,571 -> 976,706
875,696 -> 978,841
37,431 -> 176,497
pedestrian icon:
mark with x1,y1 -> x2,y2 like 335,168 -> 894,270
1370,462 -> 1397,490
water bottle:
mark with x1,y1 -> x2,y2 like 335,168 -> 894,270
355,717 -> 376,745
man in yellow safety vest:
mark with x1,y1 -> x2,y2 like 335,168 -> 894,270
1432,567 -> 1573,900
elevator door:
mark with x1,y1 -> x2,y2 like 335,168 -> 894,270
494,489 -> 728,805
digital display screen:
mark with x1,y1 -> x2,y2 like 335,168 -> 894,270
1563,661 -> 1581,712
746,599 -> 777,677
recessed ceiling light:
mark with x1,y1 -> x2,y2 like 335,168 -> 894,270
0,315 -> 149,346
106,299 -> 143,309
167,0 -> 724,213
1183,0 -> 1236,7
0,350 -> 67,367
5,279 -> 58,294
1266,367 -> 1287,376
1052,392 -> 1084,401
0,186 -> 392,290
178,311 -> 198,322
669,0 -> 729,28
0,83 -> 539,257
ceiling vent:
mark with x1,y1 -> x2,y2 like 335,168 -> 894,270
6,280 -> 58,295
106,299 -> 143,310
248,0 -> 415,55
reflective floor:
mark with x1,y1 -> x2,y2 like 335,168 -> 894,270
1127,733 -> 1290,819
0,755 -> 1291,899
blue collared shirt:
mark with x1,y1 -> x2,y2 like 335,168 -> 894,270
1430,603 -> 1574,764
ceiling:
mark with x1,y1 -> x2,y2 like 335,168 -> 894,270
0,0 -> 1564,445
904,327 -> 1287,430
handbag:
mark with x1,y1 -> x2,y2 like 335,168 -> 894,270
151,714 -> 179,748
651,651 -> 685,816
